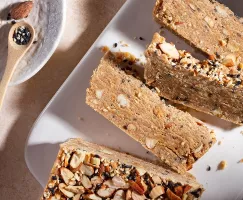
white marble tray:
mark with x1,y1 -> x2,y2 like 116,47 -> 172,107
25,0 -> 243,199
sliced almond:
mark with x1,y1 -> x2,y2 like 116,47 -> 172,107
166,188 -> 181,200
10,1 -> 33,20
113,190 -> 126,200
222,54 -> 236,67
174,186 -> 183,197
64,153 -> 71,167
204,16 -> 214,28
70,152 -> 85,169
131,191 -> 145,200
91,157 -> 101,167
126,190 -> 132,200
97,187 -> 116,198
145,138 -> 158,149
112,176 -> 126,187
84,154 -> 91,164
129,180 -> 145,195
59,183 -> 74,198
91,176 -> 103,186
84,194 -> 102,200
73,194 -> 81,200
81,175 -> 92,189
64,185 -> 85,194
152,175 -> 161,184
80,164 -> 94,176
159,43 -> 179,59
149,186 -> 165,199
183,185 -> 192,194
104,180 -> 129,189
136,168 -> 146,176
60,167 -> 75,185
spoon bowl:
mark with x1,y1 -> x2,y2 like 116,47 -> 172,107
0,21 -> 35,110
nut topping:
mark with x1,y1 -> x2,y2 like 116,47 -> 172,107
149,186 -> 165,199
60,167 -> 75,185
222,54 -> 236,67
42,148 -> 199,200
59,183 -> 74,198
117,94 -> 130,108
80,164 -> 94,176
159,43 -> 180,59
81,175 -> 92,189
70,152 -> 85,169
10,1 -> 33,20
145,138 -> 158,149
113,190 -> 126,200
97,187 -> 116,198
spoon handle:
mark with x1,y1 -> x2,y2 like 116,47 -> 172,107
0,57 -> 20,109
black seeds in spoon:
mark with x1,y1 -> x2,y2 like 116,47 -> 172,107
13,26 -> 31,45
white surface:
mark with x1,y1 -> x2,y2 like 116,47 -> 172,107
0,0 -> 65,85
25,0 -> 243,199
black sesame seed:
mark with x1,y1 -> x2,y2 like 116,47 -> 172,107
48,187 -> 55,195
191,188 -> 202,198
103,172 -> 111,179
51,175 -> 57,180
235,80 -> 242,86
121,164 -> 132,168
113,43 -> 118,48
11,21 -> 16,25
139,37 -> 144,41
7,13 -> 11,20
206,166 -> 211,171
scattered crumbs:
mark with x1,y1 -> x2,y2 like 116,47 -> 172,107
113,43 -> 118,48
206,166 -> 211,171
240,130 -> 243,136
146,151 -> 149,154
121,43 -> 129,47
78,117 -> 84,121
100,46 -> 110,53
238,159 -> 243,163
133,36 -> 137,40
218,141 -> 222,145
217,160 -> 227,170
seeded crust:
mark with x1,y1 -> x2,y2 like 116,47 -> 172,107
153,0 -> 243,57
86,52 -> 216,174
41,138 -> 204,200
145,33 -> 243,125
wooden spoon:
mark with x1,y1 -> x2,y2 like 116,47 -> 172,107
0,21 -> 35,109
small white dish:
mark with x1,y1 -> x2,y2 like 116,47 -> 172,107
25,0 -> 243,199
0,0 -> 66,85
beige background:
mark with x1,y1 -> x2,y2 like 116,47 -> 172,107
0,1 -> 125,199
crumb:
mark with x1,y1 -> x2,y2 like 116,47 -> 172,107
240,131 -> 243,135
100,46 -> 110,53
217,160 -> 227,170
206,166 -> 211,171
121,43 -> 129,47
218,141 -> 222,145
133,36 -> 137,40
238,159 -> 243,163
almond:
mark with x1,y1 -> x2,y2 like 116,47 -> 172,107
112,176 -> 126,187
91,176 -> 103,186
131,191 -> 145,200
183,185 -> 192,194
84,194 -> 102,200
10,1 -> 33,20
59,183 -> 74,198
70,152 -> 85,169
81,175 -> 92,189
73,194 -> 81,200
152,175 -> 161,184
64,185 -> 85,194
149,186 -> 165,199
60,167 -> 75,185
104,180 -> 129,189
126,190 -> 132,200
159,43 -> 180,59
166,188 -> 182,200
174,186 -> 184,197
128,180 -> 145,195
97,187 -> 116,198
222,54 -> 236,67
145,138 -> 158,149
80,164 -> 94,176
113,190 -> 126,200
